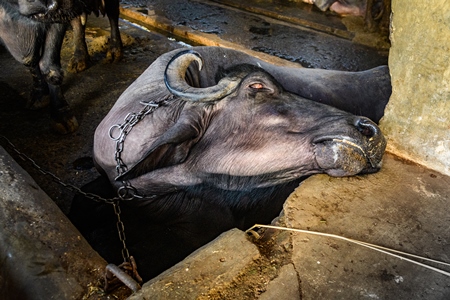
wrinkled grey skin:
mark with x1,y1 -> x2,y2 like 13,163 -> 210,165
80,46 -> 390,280
0,0 -> 86,133
94,46 -> 389,197
12,0 -> 85,22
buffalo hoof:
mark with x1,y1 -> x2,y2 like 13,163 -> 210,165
52,115 -> 79,134
51,107 -> 79,134
27,85 -> 50,110
67,56 -> 90,73
26,95 -> 50,110
330,2 -> 364,16
105,46 -> 123,63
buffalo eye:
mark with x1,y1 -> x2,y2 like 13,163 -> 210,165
248,82 -> 274,94
249,82 -> 264,89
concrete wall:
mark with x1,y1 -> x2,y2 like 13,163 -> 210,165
380,0 -> 450,176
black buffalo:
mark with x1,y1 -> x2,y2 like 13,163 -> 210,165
67,0 -> 122,73
0,0 -> 122,133
0,0 -> 84,133
69,46 -> 390,281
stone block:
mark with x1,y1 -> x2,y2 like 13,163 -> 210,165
381,0 -> 450,176
258,263 -> 300,300
128,229 -> 260,300
0,146 -> 107,300
283,154 -> 450,299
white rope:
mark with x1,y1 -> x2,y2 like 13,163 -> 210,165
246,224 -> 450,277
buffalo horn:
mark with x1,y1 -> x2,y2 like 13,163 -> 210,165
164,50 -> 245,102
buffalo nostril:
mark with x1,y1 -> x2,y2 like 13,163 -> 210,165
354,117 -> 378,138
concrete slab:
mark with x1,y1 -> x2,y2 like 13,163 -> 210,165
0,146 -> 107,300
259,263 -> 300,300
210,0 -> 390,49
119,6 -> 301,68
210,0 -> 352,39
283,153 -> 450,299
128,229 -> 260,299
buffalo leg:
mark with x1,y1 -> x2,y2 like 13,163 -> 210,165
47,83 -> 79,134
41,23 -> 79,134
379,0 -> 391,36
27,65 -> 51,110
39,23 -> 66,86
365,0 -> 376,31
0,7 -> 50,110
68,16 -> 90,73
105,0 -> 123,63
365,0 -> 391,34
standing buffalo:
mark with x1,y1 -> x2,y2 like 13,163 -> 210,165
0,0 -> 122,133
67,0 -> 123,73
0,0 -> 83,133
69,46 -> 390,281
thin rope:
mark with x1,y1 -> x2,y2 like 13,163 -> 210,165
246,224 -> 450,277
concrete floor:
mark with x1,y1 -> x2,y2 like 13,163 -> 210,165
123,0 -> 389,71
284,153 -> 450,299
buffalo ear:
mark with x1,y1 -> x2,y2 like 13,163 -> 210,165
118,107 -> 207,181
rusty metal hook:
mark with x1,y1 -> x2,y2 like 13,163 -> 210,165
104,258 -> 142,293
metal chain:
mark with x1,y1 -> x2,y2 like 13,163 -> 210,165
0,135 -> 119,204
113,201 -> 130,262
0,99 -> 167,233
0,97 -> 170,289
110,101 -> 162,178
0,135 -> 137,266
107,98 -> 169,262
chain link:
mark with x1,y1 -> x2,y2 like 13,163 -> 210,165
0,97 -> 169,262
1,96 -> 170,289
109,99 -> 169,202
109,100 -> 161,179
108,98 -> 171,262
0,135 -> 119,204
113,201 -> 130,262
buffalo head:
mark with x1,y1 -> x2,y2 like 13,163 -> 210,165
81,47 -> 389,280
94,48 -> 386,197
16,0 -> 85,22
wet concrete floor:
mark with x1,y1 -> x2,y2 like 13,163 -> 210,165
125,0 -> 389,71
